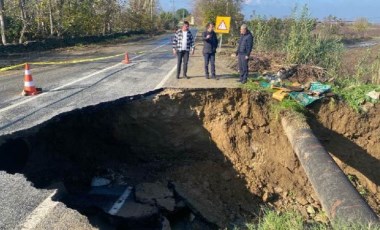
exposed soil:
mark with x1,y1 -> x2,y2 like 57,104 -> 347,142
309,100 -> 380,214
1,88 -> 379,228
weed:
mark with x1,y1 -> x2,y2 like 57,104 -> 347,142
257,209 -> 304,230
332,80 -> 380,112
242,79 -> 275,93
249,5 -> 343,77
270,99 -> 307,120
236,209 -> 380,230
371,54 -> 380,84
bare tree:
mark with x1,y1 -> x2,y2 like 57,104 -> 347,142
48,0 -> 54,36
19,0 -> 28,43
0,0 -> 6,44
56,0 -> 64,37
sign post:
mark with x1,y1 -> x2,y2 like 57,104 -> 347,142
215,16 -> 231,52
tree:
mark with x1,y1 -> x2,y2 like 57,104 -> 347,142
193,0 -> 244,35
18,0 -> 28,43
0,0 -> 167,44
158,11 -> 177,30
175,8 -> 189,21
0,0 -> 7,44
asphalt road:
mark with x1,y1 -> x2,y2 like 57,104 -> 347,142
0,32 -> 189,136
0,31 -> 197,229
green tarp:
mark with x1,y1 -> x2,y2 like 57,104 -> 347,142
289,92 -> 320,106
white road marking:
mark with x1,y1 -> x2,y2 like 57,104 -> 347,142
0,43 -> 169,114
154,30 -> 198,90
154,65 -> 176,90
108,186 -> 133,215
20,190 -> 59,230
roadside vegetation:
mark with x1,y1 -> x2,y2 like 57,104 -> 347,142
0,0 -> 184,51
239,208 -> 380,230
242,5 -> 380,114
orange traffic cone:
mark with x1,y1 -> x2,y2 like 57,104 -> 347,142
21,63 -> 41,96
122,52 -> 130,64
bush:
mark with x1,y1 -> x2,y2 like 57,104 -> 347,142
248,5 -> 344,77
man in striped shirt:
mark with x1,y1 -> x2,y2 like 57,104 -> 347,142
172,21 -> 195,79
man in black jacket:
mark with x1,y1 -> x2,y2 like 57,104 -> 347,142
236,24 -> 253,84
202,22 -> 219,79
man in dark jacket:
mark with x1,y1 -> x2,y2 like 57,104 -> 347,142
172,21 -> 195,79
202,22 -> 219,79
236,24 -> 253,84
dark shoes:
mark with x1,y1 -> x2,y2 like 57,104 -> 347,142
205,75 -> 210,79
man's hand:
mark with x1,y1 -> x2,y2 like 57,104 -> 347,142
173,49 -> 177,56
191,49 -> 195,55
245,55 -> 249,60
206,34 -> 211,39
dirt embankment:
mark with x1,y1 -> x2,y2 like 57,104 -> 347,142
310,101 -> 380,214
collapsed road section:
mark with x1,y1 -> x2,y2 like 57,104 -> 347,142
0,88 -> 379,229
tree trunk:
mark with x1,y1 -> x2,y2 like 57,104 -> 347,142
0,0 -> 7,45
49,0 -> 54,36
19,0 -> 27,44
56,0 -> 64,37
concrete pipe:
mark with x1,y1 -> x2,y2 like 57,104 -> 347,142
281,115 -> 379,226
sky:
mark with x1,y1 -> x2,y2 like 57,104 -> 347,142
159,0 -> 380,23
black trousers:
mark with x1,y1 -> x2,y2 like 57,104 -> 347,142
203,52 -> 216,77
238,54 -> 249,82
176,50 -> 190,78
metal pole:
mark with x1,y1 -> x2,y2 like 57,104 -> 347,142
218,34 -> 223,53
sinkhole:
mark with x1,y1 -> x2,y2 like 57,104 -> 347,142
0,88 -> 379,229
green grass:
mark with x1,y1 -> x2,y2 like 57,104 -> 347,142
254,209 -> 304,230
234,209 -> 380,230
333,80 -> 380,112
241,78 -> 275,93
270,99 -> 307,120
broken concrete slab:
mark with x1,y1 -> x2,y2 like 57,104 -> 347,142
171,182 -> 223,228
116,200 -> 159,219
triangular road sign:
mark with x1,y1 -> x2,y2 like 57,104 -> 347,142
217,20 -> 228,30
215,16 -> 231,34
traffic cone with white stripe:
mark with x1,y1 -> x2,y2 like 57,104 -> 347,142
21,63 -> 41,96
122,52 -> 130,64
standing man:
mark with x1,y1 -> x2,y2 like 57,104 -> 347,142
172,21 -> 195,79
202,22 -> 218,79
236,24 -> 253,84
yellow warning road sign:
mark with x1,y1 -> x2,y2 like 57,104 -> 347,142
215,16 -> 231,34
